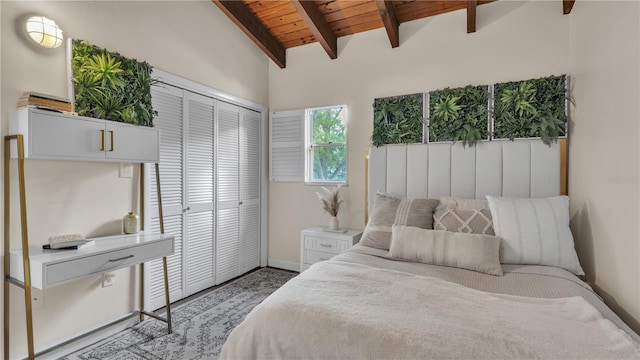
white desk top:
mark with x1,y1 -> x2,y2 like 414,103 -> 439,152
11,233 -> 173,263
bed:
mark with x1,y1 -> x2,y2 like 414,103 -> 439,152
221,140 -> 640,359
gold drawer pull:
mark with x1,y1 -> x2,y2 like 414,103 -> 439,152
109,130 -> 114,151
108,254 -> 134,262
100,130 -> 105,151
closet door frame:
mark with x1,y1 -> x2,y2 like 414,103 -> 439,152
144,69 -> 268,308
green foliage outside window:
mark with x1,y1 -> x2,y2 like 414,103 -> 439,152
310,107 -> 347,182
429,85 -> 489,147
494,75 -> 568,145
72,39 -> 156,127
372,94 -> 423,147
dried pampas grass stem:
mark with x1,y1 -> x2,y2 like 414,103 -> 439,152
316,186 -> 343,217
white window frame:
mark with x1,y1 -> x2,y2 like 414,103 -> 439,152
305,105 -> 348,186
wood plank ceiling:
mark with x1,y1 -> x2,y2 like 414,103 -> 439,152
213,0 -> 576,69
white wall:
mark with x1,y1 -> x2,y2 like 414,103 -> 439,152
568,1 -> 640,332
0,1 -> 268,358
268,1 -> 570,263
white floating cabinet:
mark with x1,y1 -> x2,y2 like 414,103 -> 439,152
9,108 -> 159,163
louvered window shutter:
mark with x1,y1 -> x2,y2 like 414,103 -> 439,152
270,110 -> 304,181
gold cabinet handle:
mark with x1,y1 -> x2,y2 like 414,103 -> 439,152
100,130 -> 105,151
109,130 -> 114,152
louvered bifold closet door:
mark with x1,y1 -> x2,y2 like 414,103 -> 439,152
216,101 -> 241,284
184,91 -> 216,296
241,109 -> 261,273
149,84 -> 185,310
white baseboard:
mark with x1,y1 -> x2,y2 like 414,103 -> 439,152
31,314 -> 139,359
268,258 -> 300,272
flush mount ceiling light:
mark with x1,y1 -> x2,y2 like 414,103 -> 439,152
25,16 -> 64,48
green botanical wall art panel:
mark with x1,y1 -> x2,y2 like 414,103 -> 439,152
72,39 -> 156,127
428,85 -> 489,147
372,93 -> 423,146
494,75 -> 567,145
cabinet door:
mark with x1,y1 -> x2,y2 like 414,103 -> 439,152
216,101 -> 241,284
148,85 -> 185,310
29,110 -> 105,160
240,109 -> 261,273
184,91 -> 216,295
105,122 -> 159,162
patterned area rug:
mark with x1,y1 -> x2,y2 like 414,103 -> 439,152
61,268 -> 296,360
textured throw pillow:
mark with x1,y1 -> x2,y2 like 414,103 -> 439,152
389,225 -> 503,276
436,196 -> 489,210
361,193 -> 439,250
433,209 -> 495,235
486,195 -> 584,275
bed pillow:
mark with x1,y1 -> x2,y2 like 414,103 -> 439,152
389,225 -> 503,276
361,193 -> 439,250
433,208 -> 495,235
436,196 -> 489,210
486,195 -> 584,275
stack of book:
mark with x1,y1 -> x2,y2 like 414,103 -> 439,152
44,234 -> 91,250
17,91 -> 73,113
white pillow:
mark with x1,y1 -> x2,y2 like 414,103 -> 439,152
436,196 -> 489,210
389,225 -> 503,276
486,195 -> 584,275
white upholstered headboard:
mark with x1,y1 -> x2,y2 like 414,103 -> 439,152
367,139 -> 565,215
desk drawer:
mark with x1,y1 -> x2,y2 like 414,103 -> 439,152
45,238 -> 173,287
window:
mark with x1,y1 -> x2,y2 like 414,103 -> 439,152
305,105 -> 347,184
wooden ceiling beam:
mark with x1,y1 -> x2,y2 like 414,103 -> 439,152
212,0 -> 287,68
291,0 -> 338,59
375,0 -> 400,48
467,0 -> 477,33
563,0 -> 575,14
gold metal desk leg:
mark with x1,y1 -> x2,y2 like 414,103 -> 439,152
139,163 -> 145,323
154,163 -> 172,334
4,136 -> 12,360
139,263 -> 145,322
4,135 -> 35,360
162,256 -> 172,333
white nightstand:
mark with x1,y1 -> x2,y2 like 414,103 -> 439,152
300,227 -> 363,272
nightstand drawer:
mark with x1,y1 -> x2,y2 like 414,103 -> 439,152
304,236 -> 343,254
305,249 -> 336,265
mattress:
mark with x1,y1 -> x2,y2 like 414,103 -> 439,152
220,245 -> 640,359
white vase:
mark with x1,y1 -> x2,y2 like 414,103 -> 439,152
329,216 -> 339,230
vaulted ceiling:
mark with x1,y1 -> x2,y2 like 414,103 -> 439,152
212,0 -> 576,68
